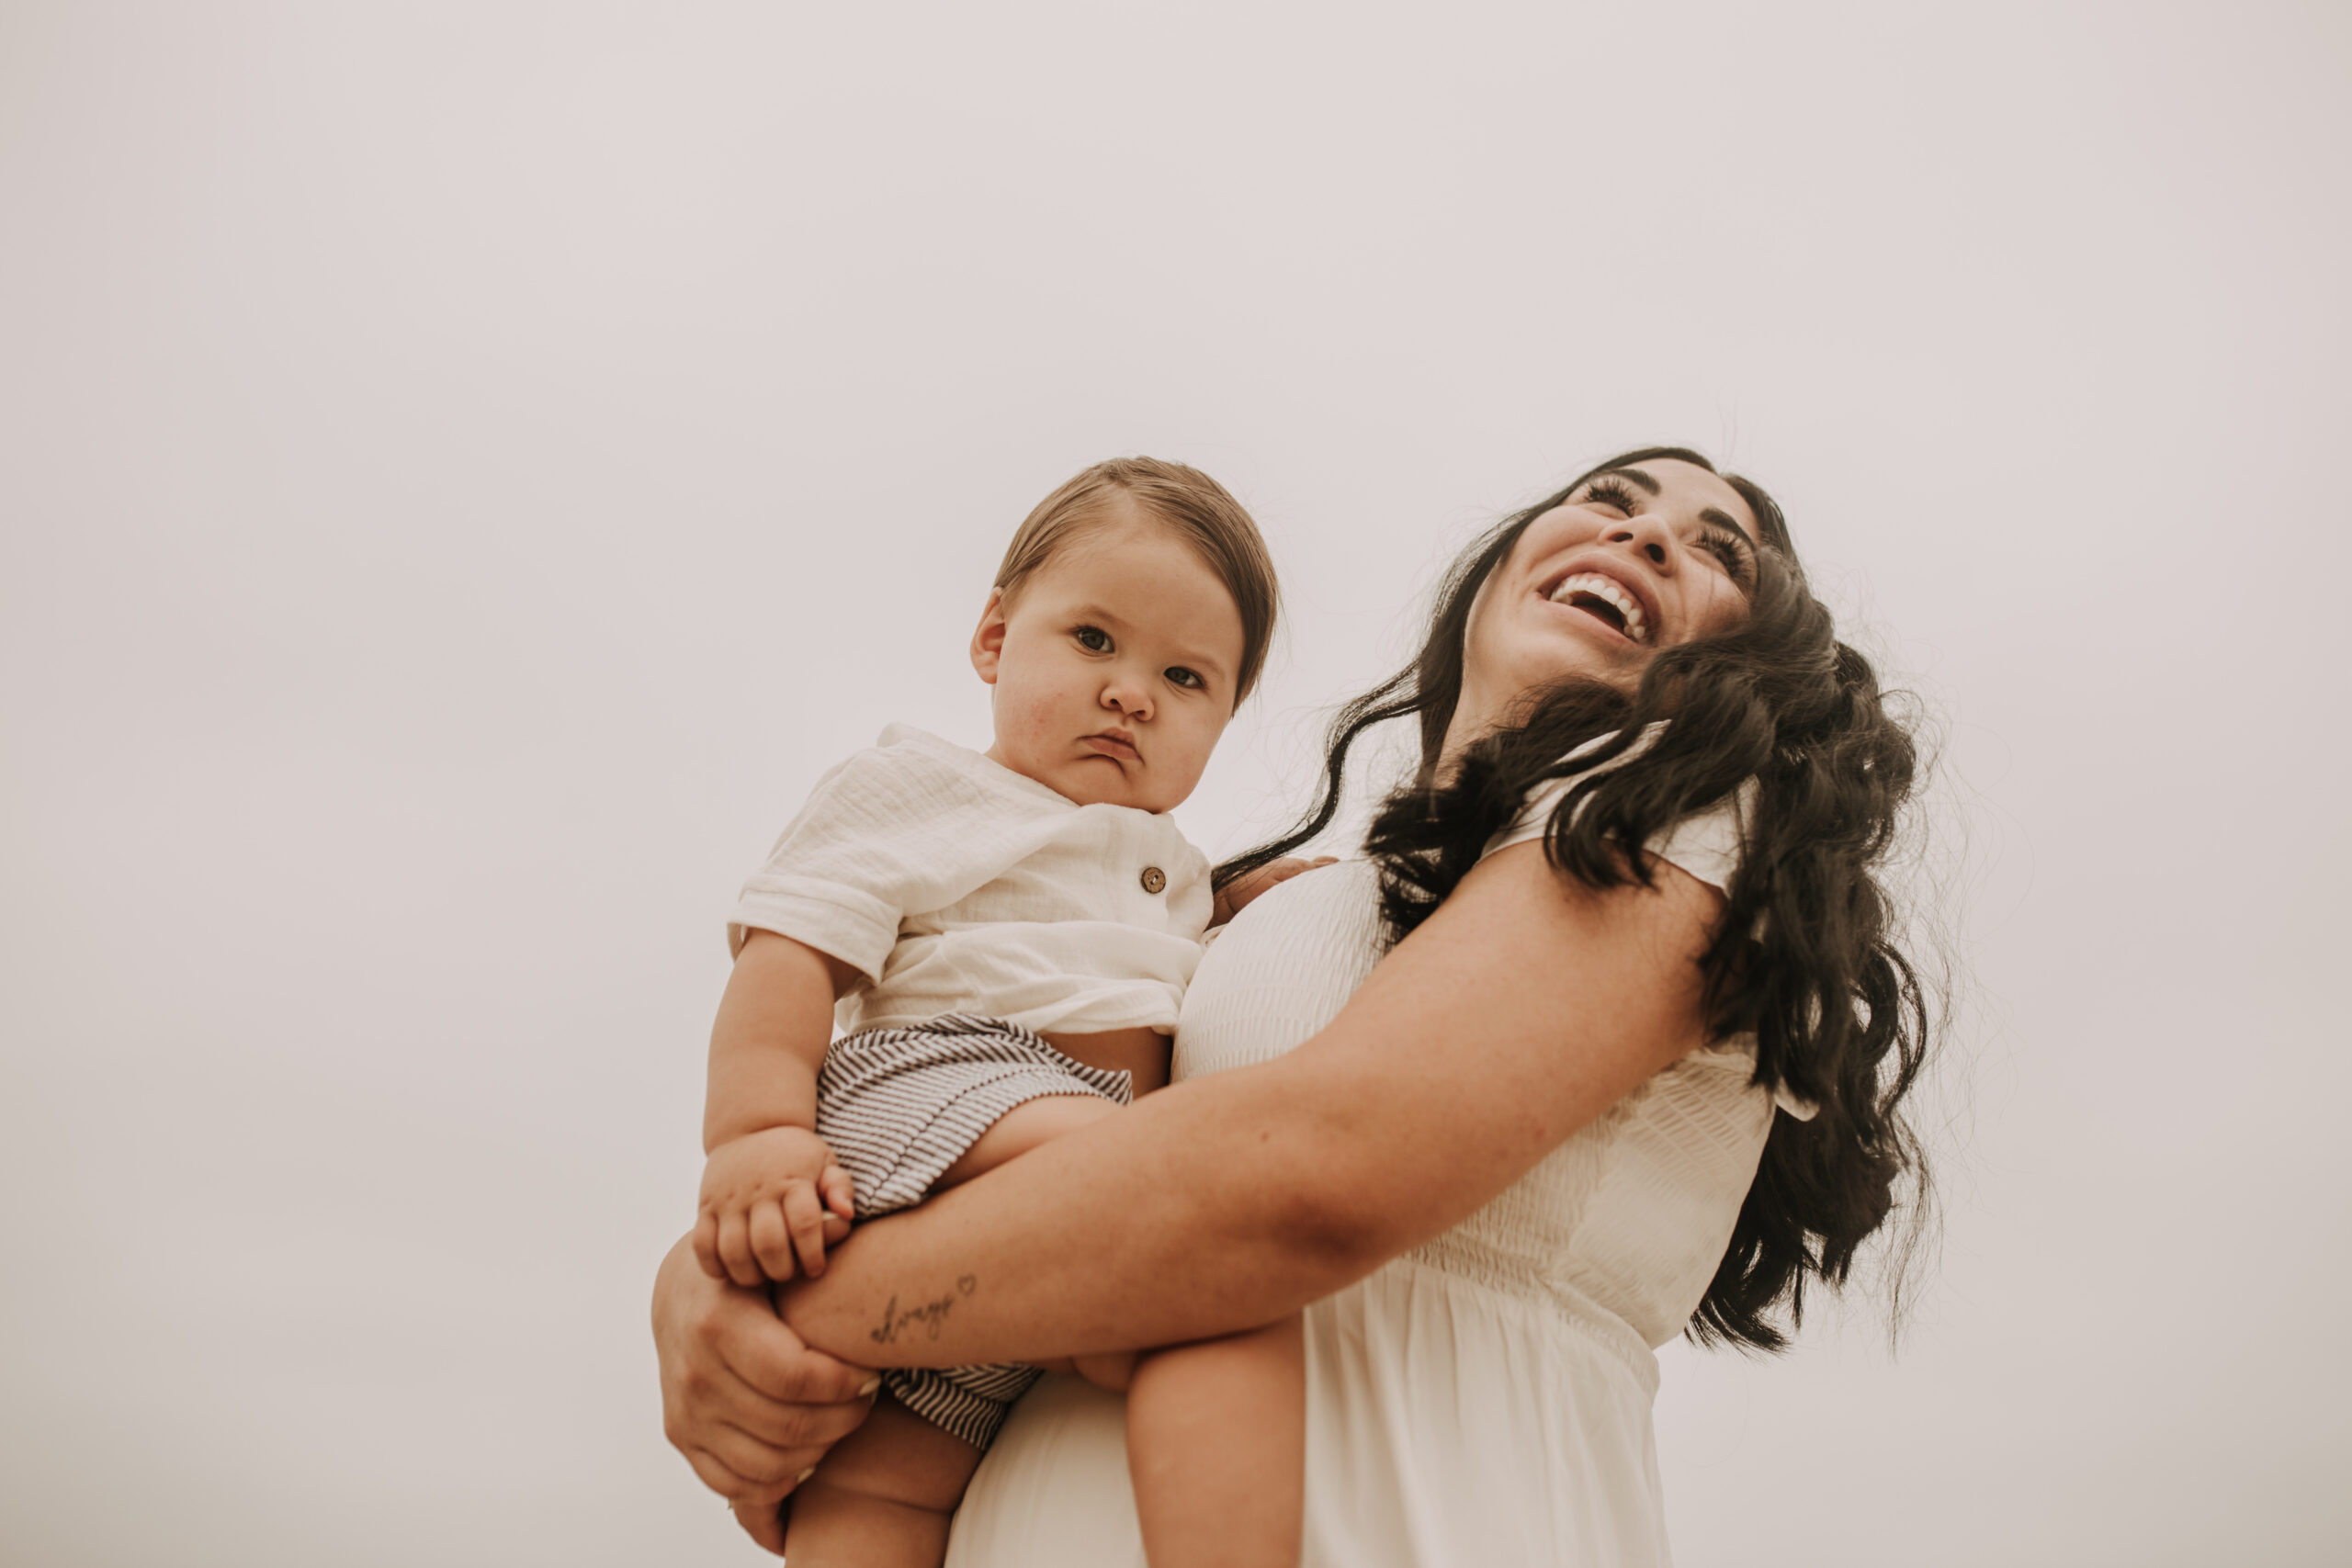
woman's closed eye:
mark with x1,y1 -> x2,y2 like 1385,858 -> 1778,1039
1583,478 -> 1754,589
1582,477 -> 1642,515
1698,527 -> 1754,587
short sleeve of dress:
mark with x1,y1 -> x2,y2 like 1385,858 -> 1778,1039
1478,724 -> 1752,895
1484,779 -> 1751,893
725,729 -> 1062,981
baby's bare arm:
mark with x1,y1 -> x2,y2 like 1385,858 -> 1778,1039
695,931 -> 863,1284
705,931 -> 857,1147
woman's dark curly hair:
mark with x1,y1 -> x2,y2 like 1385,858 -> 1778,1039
1216,447 -> 1935,1350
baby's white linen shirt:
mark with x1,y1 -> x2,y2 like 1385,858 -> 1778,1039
728,725 -> 1213,1036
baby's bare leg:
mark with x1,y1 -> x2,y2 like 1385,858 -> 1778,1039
935,1093 -> 1120,1188
1128,1316 -> 1306,1568
784,1395 -> 984,1568
788,1095 -> 1125,1564
942,1098 -> 1135,1387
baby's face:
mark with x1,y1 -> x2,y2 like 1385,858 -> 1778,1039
971,509 -> 1245,813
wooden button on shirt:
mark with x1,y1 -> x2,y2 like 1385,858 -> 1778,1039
1139,865 -> 1167,895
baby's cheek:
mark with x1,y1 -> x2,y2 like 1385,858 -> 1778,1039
993,677 -> 1079,751
1159,716 -> 1224,796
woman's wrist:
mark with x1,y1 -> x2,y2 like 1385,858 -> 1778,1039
773,1064 -> 1375,1369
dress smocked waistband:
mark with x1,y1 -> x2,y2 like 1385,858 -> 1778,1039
1377,1247 -> 1661,1397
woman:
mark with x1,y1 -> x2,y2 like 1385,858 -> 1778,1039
653,448 -> 1932,1562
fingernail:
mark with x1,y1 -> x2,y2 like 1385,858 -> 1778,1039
797,1466 -> 817,1483
857,1375 -> 881,1396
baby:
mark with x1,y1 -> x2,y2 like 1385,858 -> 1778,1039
697,457 -> 1310,1568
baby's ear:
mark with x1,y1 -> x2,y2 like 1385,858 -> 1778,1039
969,588 -> 1010,685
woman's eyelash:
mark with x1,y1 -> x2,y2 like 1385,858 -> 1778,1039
1584,478 -> 1642,513
1702,531 -> 1754,581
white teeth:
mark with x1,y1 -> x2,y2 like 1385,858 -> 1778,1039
1547,572 -> 1649,643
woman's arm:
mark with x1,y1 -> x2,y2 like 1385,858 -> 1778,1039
778,842 -> 1723,1366
651,1235 -> 880,1550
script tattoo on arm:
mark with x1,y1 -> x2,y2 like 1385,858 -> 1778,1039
870,1273 -> 979,1346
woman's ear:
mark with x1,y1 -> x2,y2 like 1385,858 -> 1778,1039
969,588 -> 1009,685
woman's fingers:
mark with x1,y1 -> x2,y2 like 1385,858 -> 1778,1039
731,1495 -> 789,1557
665,1389 -> 814,1500
748,1200 -> 797,1282
694,1415 -> 828,1491
677,1441 -> 758,1504
670,1348 -> 861,1484
676,1380 -> 859,1508
710,1342 -> 877,1445
705,1296 -> 877,1409
656,1232 -> 876,1517
782,1182 -> 831,1278
713,1381 -> 874,1453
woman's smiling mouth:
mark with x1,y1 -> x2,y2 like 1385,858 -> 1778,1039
1544,571 -> 1651,644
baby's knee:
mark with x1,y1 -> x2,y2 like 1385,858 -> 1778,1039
786,1470 -> 956,1568
813,1395 -> 987,1515
784,1404 -> 981,1568
1072,1350 -> 1137,1392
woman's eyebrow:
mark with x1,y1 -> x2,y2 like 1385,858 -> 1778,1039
1608,467 -> 1663,495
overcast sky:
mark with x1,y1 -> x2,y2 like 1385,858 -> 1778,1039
4,4 -> 2347,1563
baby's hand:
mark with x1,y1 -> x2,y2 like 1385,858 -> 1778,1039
695,1127 -> 857,1287
1212,856 -> 1339,925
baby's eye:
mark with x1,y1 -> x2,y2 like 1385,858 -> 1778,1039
1074,626 -> 1112,653
1167,667 -> 1204,691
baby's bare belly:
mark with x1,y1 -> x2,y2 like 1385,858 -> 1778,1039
1040,1026 -> 1170,1096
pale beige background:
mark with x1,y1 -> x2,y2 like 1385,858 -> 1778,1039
4,4 -> 2346,1563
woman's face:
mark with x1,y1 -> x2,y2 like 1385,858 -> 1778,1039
1446,457 -> 1760,759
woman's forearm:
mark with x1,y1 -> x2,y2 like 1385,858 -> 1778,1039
778,1050 -> 1371,1367
778,846 -> 1720,1368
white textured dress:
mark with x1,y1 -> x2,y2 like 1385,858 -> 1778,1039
944,785 -> 1800,1566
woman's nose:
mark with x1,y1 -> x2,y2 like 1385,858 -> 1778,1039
1605,514 -> 1675,570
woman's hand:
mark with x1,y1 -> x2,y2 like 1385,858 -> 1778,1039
651,1233 -> 879,1553
1212,855 -> 1338,925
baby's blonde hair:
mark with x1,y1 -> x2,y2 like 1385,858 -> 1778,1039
995,457 -> 1281,703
